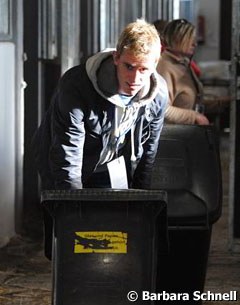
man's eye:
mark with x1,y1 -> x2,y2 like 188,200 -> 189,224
140,68 -> 148,73
125,64 -> 134,71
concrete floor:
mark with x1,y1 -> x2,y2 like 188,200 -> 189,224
203,132 -> 240,305
0,132 -> 239,305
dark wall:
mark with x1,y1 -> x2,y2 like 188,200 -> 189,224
23,1 -> 61,239
220,0 -> 232,60
23,0 -> 42,238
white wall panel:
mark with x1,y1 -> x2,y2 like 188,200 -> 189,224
0,42 -> 15,247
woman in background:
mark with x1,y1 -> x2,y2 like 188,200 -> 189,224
157,19 -> 230,125
153,18 -> 202,78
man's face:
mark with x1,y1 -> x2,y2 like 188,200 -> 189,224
113,49 -> 157,96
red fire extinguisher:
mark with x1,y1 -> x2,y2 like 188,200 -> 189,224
197,15 -> 205,44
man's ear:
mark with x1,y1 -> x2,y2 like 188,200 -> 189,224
113,51 -> 120,65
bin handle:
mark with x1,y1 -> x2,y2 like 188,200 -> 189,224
168,190 -> 210,230
41,189 -> 167,203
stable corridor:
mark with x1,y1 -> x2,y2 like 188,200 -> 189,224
0,132 -> 239,305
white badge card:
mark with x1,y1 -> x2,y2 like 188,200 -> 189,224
107,156 -> 128,189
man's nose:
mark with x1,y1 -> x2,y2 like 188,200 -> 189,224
130,69 -> 142,83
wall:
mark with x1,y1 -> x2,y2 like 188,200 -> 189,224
0,43 -> 16,247
194,0 -> 220,61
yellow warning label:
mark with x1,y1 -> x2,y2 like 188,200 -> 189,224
74,231 -> 127,253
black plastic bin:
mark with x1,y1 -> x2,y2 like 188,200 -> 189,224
41,189 -> 168,305
151,124 -> 222,304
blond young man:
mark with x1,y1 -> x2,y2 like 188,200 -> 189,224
32,19 -> 168,259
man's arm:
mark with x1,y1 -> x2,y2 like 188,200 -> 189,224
49,69 -> 85,189
132,95 -> 167,189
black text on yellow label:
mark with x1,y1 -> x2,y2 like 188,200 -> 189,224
74,231 -> 127,253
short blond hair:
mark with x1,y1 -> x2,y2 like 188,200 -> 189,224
116,19 -> 161,62
163,19 -> 195,53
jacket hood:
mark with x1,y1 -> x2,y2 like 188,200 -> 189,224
86,49 -> 165,108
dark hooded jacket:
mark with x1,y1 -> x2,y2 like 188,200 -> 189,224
32,49 -> 168,190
